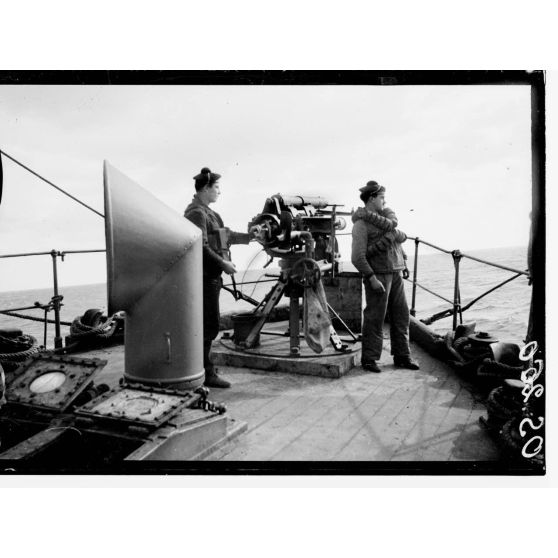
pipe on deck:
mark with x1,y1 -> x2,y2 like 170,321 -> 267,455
104,162 -> 204,388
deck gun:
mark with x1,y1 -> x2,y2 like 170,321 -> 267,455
248,194 -> 348,270
237,194 -> 357,355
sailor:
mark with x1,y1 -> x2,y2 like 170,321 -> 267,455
351,180 -> 419,373
184,167 -> 250,388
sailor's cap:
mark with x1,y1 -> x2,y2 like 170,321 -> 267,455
193,167 -> 221,185
359,180 -> 386,196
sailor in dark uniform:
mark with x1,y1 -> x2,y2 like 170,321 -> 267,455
184,167 -> 250,388
351,180 -> 419,373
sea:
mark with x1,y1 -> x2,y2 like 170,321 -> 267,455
0,246 -> 531,349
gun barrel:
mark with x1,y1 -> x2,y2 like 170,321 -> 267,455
279,195 -> 329,209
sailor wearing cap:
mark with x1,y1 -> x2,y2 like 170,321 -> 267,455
351,180 -> 419,373
184,167 -> 250,388
361,180 -> 385,197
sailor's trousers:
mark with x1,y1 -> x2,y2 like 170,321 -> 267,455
361,271 -> 411,363
203,276 -> 222,374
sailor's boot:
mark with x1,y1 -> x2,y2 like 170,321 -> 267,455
204,368 -> 231,389
362,360 -> 381,373
393,356 -> 420,370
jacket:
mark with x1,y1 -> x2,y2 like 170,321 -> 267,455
351,206 -> 407,276
184,194 -> 249,278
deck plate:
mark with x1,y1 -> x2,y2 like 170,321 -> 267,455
75,384 -> 196,429
6,354 -> 106,412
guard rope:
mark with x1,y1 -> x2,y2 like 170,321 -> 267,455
0,310 -> 72,327
0,149 -> 104,218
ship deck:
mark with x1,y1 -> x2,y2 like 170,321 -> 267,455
85,324 -> 499,463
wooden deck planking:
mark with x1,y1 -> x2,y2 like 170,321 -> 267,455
275,344 -> 453,460
387,362 -> 465,461
447,399 -> 498,461
210,369 -> 390,461
335,380 -> 445,461
269,393 -> 380,461
264,395 -> 358,460
220,395 -> 328,460
413,385 -> 477,461
210,380 -> 298,426
75,324 -> 499,462
391,384 -> 489,461
422,394 -> 497,461
213,371 -> 383,460
209,337 -> 498,461
269,372 -> 402,461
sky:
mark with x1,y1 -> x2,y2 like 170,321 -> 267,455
0,83 -> 533,292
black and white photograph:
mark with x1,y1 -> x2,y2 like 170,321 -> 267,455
0,71 -> 545,475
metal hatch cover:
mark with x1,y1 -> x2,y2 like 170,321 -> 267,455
5,354 -> 107,412
74,384 -> 196,429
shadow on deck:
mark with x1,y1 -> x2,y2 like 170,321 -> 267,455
207,326 -> 500,462
86,324 -> 499,463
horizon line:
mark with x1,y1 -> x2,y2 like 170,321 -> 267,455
0,244 -> 530,295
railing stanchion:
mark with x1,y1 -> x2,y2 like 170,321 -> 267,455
452,250 -> 463,331
50,250 -> 63,348
410,237 -> 419,316
43,307 -> 48,347
330,205 -> 337,284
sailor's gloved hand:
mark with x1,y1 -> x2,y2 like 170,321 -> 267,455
368,275 -> 385,294
222,261 -> 237,275
402,268 -> 410,280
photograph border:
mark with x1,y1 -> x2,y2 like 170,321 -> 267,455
0,70 -> 546,476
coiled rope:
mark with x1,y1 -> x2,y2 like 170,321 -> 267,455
69,313 -> 120,340
0,333 -> 43,372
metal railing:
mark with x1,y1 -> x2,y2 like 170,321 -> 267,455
1,247 -> 270,349
1,237 -> 529,350
407,237 -> 529,330
0,249 -> 105,348
1,149 -> 106,347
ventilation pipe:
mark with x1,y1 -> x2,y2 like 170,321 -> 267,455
104,161 -> 204,388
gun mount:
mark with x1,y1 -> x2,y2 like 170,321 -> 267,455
234,194 -> 356,356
